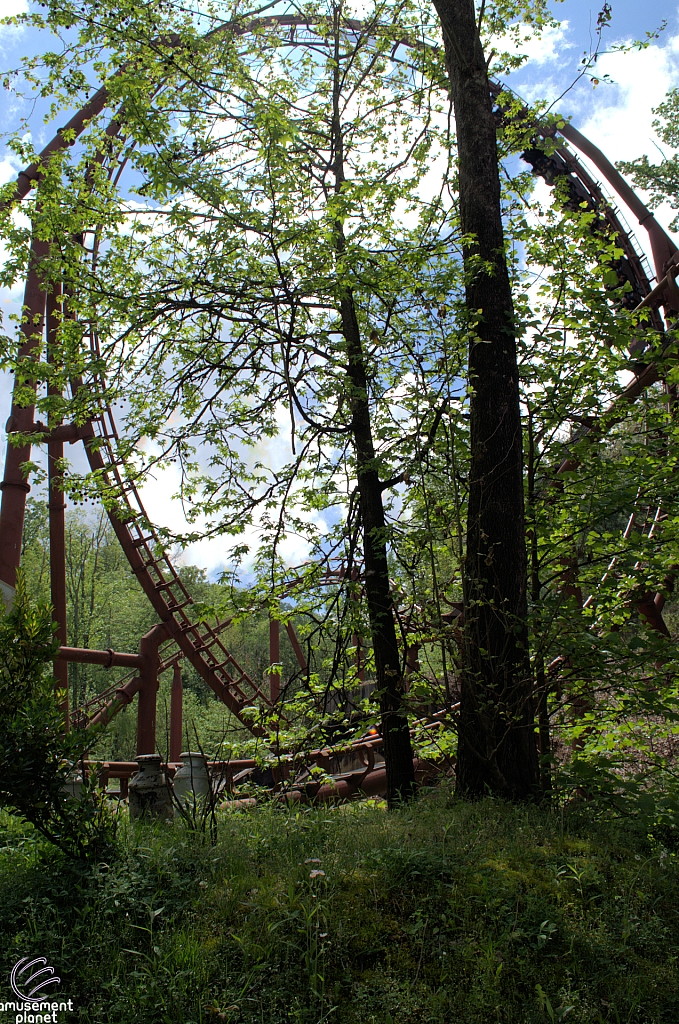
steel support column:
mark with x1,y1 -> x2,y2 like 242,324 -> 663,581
285,621 -> 307,671
136,624 -> 169,756
0,241 -> 49,600
170,661 -> 183,762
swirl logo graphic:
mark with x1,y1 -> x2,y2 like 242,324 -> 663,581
10,958 -> 61,1003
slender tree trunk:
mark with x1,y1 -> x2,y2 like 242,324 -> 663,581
330,6 -> 415,805
340,294 -> 417,805
528,407 -> 552,794
432,0 -> 540,799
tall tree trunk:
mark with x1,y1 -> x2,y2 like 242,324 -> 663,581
340,294 -> 417,805
528,406 -> 552,794
432,0 -> 540,799
331,6 -> 415,805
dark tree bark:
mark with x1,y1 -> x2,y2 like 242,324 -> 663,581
340,294 -> 417,806
330,9 -> 416,806
432,0 -> 540,799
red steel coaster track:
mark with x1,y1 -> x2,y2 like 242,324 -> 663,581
0,15 -> 677,785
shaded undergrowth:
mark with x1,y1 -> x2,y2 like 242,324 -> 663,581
0,789 -> 677,1023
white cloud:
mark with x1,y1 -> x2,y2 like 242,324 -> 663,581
0,0 -> 27,31
577,35 -> 679,165
496,21 -> 573,68
0,158 -> 19,185
0,0 -> 27,17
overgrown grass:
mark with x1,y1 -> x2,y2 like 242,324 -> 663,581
0,788 -> 678,1023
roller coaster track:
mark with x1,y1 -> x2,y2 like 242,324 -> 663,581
1,13 -> 677,739
78,395 -> 275,727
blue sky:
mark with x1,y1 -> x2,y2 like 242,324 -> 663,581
0,0 -> 678,574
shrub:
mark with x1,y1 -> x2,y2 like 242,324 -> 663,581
0,580 -> 115,858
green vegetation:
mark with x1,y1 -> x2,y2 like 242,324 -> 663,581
0,583 -> 114,858
0,792 -> 677,1023
1,1 -> 679,1015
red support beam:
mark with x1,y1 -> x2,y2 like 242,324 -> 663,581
0,242 -> 49,598
136,623 -> 169,756
404,643 -> 419,692
1,83 -> 116,212
58,646 -> 143,668
88,675 -> 143,731
285,621 -> 307,671
136,676 -> 157,755
170,661 -> 183,762
637,593 -> 671,638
